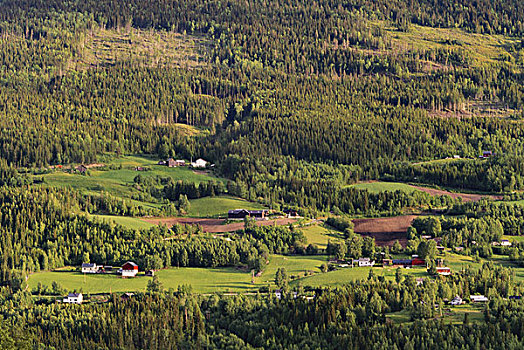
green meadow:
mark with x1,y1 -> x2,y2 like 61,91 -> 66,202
39,155 -> 219,195
187,196 -> 266,217
34,155 -> 233,213
28,267 -> 255,294
349,182 -> 419,194
28,254 -> 327,294
300,225 -> 344,249
28,252 -> 524,295
387,304 -> 485,325
292,266 -> 428,288
88,214 -> 155,230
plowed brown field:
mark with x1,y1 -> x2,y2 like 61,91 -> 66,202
143,217 -> 297,233
352,215 -> 418,247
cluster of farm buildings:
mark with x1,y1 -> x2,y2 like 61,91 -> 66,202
158,157 -> 209,168
336,256 -> 455,277
81,261 -> 152,278
61,261 -> 148,304
227,208 -> 298,219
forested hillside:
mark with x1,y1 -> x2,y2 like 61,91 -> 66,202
2,0 -> 524,348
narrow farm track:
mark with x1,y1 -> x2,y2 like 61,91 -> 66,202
409,185 -> 502,202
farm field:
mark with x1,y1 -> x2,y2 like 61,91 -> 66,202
350,181 -> 420,194
350,180 -> 504,204
27,254 -> 326,294
352,215 -> 418,246
409,185 -> 502,202
257,255 -> 326,283
293,266 -> 428,288
300,224 -> 344,249
26,253 -> 524,295
350,181 -> 501,202
502,235 -> 524,243
143,215 -> 296,233
34,155 -> 224,209
88,214 -> 155,230
28,267 -> 256,294
187,196 -> 266,217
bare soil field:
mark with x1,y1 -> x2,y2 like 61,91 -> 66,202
410,185 -> 502,202
143,217 -> 297,233
352,215 -> 418,247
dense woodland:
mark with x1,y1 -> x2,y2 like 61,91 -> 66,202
1,0 -> 524,348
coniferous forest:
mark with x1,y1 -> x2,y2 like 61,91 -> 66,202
2,0 -> 524,349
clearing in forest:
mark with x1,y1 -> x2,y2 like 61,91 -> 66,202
71,27 -> 211,70
300,224 -> 344,249
350,181 -> 502,202
34,154 -> 223,210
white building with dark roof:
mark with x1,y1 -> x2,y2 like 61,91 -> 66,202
81,263 -> 98,274
63,293 -> 83,304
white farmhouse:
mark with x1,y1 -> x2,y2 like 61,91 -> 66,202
191,158 -> 208,168
353,258 -> 375,267
81,263 -> 98,274
501,240 -> 512,246
470,295 -> 489,303
449,296 -> 463,305
63,293 -> 83,304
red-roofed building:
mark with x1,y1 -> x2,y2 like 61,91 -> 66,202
122,261 -> 138,277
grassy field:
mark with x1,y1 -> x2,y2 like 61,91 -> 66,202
188,196 -> 266,217
257,255 -> 327,284
89,214 -> 155,230
499,200 -> 524,207
36,155 -> 225,211
28,250 -> 524,295
28,267 -> 255,294
293,266 -> 428,288
28,254 -> 326,294
300,225 -> 344,249
502,235 -> 524,243
349,182 -> 419,194
387,304 -> 484,325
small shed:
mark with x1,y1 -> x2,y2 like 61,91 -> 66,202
283,209 -> 298,217
76,165 -> 87,173
436,267 -> 452,276
145,270 -> 155,277
449,296 -> 463,305
121,292 -> 135,301
470,295 -> 488,303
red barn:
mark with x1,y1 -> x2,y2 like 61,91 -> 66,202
412,258 -> 426,266
122,261 -> 138,277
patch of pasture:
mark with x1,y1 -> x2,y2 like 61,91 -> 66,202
188,196 -> 266,217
